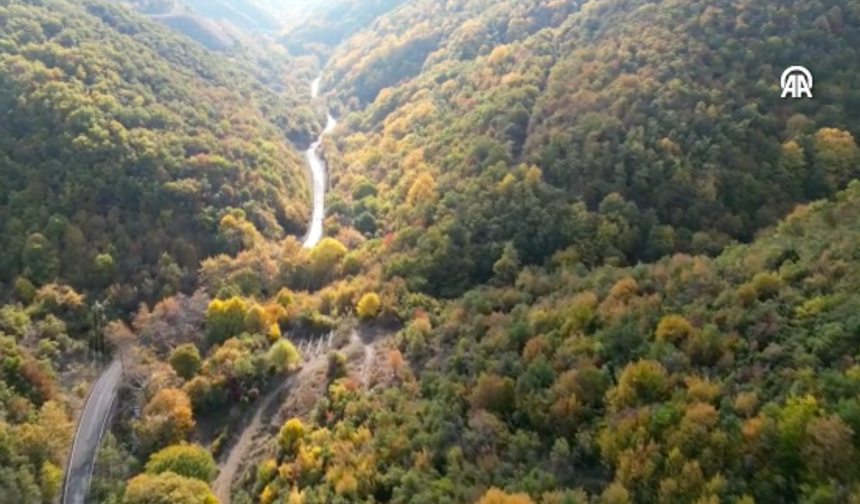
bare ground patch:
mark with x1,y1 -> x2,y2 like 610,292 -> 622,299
216,324 -> 400,503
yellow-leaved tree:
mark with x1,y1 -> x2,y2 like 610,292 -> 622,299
145,443 -> 217,482
278,418 -> 305,455
125,472 -> 218,504
134,388 -> 195,455
205,296 -> 247,344
473,488 -> 535,504
356,292 -> 381,319
308,237 -> 348,285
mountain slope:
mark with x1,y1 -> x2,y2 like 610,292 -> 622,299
242,183 -> 860,503
315,0 -> 860,298
0,0 -> 316,305
278,0 -> 411,60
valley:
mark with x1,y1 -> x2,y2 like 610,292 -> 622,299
4,1 -> 860,504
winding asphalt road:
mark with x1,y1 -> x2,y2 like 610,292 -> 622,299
62,358 -> 123,504
62,74 -> 335,504
212,74 -> 337,504
303,76 -> 337,248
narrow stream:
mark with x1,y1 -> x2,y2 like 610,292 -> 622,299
302,76 -> 337,248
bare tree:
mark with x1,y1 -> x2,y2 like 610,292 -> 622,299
132,289 -> 210,356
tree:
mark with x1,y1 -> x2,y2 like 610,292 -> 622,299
778,140 -> 808,198
308,237 -> 348,283
406,172 -> 436,205
244,303 -> 268,334
600,483 -> 632,504
389,349 -> 405,379
135,388 -> 195,455
813,127 -> 860,191
473,488 -> 535,504
145,443 -> 217,483
169,344 -> 201,381
470,373 -> 515,416
607,360 -> 670,412
492,242 -> 520,285
267,339 -> 300,373
92,253 -> 117,288
327,351 -> 347,381
21,234 -> 59,285
278,418 -> 304,455
205,297 -> 247,345
802,414 -> 855,483
39,461 -> 62,502
276,288 -> 294,308
124,472 -> 219,504
655,315 -> 695,344
356,292 -> 381,319
13,277 -> 36,303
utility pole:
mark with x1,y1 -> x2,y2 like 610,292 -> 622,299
92,300 -> 108,366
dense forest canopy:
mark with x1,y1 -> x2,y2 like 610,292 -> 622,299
319,0 -> 860,298
0,0 -> 320,307
243,180 -> 860,504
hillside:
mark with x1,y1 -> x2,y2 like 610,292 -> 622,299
278,0 -> 411,59
115,0 -> 282,51
0,0 -> 323,501
317,0 -> 860,299
152,11 -> 237,50
0,0 -> 318,306
192,0 -> 280,30
6,1 -> 860,504
240,179 -> 860,503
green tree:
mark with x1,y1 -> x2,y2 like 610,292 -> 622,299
492,242 -> 520,285
92,253 -> 117,288
244,304 -> 268,334
205,297 -> 247,345
169,344 -> 202,381
267,339 -> 300,373
145,443 -> 217,483
21,234 -> 59,285
124,472 -> 218,504
607,360 -> 670,412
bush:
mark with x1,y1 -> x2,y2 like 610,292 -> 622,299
145,443 -> 217,483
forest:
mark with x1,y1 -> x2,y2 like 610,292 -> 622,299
4,0 -> 860,503
320,0 -> 860,298
0,0 -> 321,308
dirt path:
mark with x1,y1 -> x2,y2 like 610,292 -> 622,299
213,330 -> 377,503
349,329 -> 375,388
213,334 -> 334,504
212,373 -> 294,504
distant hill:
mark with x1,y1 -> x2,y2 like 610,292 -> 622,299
116,0 -> 287,50
149,10 -> 236,50
183,0 -> 280,32
278,0 -> 410,59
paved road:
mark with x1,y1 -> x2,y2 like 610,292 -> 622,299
62,74 -> 334,504
303,75 -> 337,248
214,75 -> 337,503
62,359 -> 123,504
